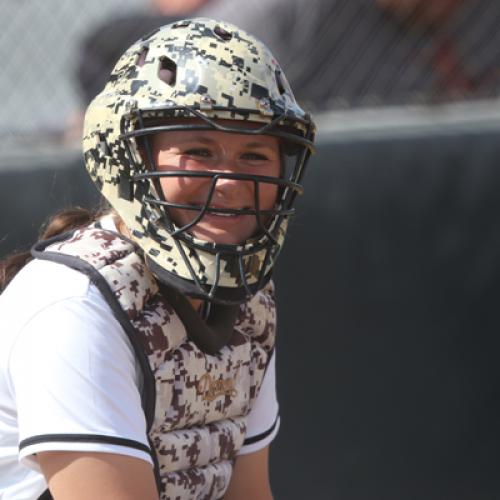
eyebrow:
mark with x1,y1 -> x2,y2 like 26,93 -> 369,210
244,141 -> 277,150
175,135 -> 277,151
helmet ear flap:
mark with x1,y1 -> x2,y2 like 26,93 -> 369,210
134,135 -> 151,169
119,129 -> 160,203
117,121 -> 153,202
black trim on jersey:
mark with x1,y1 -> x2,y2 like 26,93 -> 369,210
37,489 -> 53,500
243,414 -> 279,446
31,230 -> 161,491
20,433 -> 151,454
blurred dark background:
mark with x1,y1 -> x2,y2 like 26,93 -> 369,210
2,121 -> 500,499
273,124 -> 500,500
2,0 -> 500,498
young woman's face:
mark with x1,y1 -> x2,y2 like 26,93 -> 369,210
151,124 -> 281,245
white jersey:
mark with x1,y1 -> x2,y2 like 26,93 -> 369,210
0,257 -> 279,499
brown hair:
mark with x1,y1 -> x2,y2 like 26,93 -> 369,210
0,206 -> 109,293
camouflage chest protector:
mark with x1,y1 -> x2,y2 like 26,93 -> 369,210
32,226 -> 276,499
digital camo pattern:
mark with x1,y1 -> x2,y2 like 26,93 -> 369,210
45,226 -> 276,499
82,17 -> 314,299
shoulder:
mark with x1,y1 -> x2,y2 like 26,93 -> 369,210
2,259 -> 142,409
0,258 -> 123,366
0,245 -> 150,473
41,226 -> 135,264
0,258 -> 92,325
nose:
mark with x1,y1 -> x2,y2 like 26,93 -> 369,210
203,159 -> 253,206
208,152 -> 239,174
209,174 -> 253,205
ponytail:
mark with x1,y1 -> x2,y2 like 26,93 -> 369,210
0,206 -> 108,292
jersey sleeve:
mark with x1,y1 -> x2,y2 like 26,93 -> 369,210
238,351 -> 280,455
8,284 -> 153,470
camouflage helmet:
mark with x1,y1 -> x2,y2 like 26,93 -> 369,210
83,18 -> 315,305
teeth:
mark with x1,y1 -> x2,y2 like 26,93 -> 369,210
205,208 -> 245,217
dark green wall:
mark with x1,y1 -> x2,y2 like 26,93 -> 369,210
2,129 -> 500,499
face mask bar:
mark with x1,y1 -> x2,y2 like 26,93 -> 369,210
121,104 -> 315,152
121,104 -> 314,240
118,104 -> 315,303
134,171 -> 303,250
140,169 -> 290,300
144,225 -> 277,302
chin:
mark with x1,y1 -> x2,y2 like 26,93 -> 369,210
189,226 -> 253,245
192,230 -> 247,245
190,221 -> 256,245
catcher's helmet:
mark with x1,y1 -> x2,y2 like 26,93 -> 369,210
83,18 -> 315,304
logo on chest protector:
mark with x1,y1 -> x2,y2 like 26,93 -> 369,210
197,373 -> 237,402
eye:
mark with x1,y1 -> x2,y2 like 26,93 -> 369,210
183,148 -> 212,158
241,152 -> 269,161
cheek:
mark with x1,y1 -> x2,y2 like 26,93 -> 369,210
159,177 -> 177,201
159,177 -> 192,203
258,183 -> 279,210
258,161 -> 281,209
160,175 -> 211,205
155,150 -> 186,202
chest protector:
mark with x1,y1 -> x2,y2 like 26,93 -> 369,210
32,226 -> 276,500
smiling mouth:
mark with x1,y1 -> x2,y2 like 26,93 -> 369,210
190,204 -> 254,217
197,207 -> 254,228
208,212 -> 239,217
207,209 -> 249,217
201,211 -> 250,222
